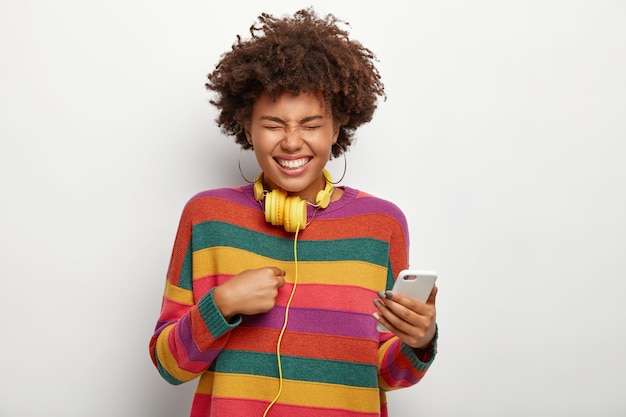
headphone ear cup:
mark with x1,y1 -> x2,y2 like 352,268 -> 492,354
284,196 -> 307,233
315,169 -> 334,209
265,190 -> 307,232
265,189 -> 287,227
315,188 -> 332,209
253,176 -> 265,201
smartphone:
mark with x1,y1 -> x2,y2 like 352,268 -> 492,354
376,270 -> 438,332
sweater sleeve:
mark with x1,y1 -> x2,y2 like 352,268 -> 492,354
376,203 -> 438,390
148,200 -> 241,385
377,327 -> 438,390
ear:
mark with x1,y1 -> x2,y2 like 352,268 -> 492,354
243,122 -> 252,144
332,123 -> 340,144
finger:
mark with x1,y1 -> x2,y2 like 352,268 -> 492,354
390,290 -> 436,321
374,300 -> 434,346
276,273 -> 286,287
377,297 -> 419,330
373,306 -> 415,340
385,287 -> 437,313
382,291 -> 421,313
265,266 -> 286,276
269,266 -> 286,287
426,285 -> 438,305
374,297 -> 414,331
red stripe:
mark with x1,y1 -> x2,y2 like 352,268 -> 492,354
226,327 -> 377,363
305,213 -> 405,241
159,297 -> 193,322
186,197 -> 287,237
189,306 -> 214,349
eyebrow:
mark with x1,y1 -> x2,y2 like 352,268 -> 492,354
259,115 -> 325,124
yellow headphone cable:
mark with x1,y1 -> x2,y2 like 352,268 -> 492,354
263,223 -> 301,416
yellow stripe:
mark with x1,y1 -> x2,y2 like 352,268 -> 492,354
377,338 -> 395,391
193,246 -> 386,290
198,372 -> 380,412
163,280 -> 194,305
156,325 -> 200,382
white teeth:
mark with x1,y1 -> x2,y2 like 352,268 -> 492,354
278,158 -> 309,169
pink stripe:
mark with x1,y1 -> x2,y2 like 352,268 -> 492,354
192,396 -> 380,417
193,280 -> 379,315
276,283 -> 378,314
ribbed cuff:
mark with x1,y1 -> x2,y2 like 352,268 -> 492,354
197,288 -> 242,338
401,324 -> 438,371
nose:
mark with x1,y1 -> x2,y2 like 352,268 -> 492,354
280,125 -> 304,151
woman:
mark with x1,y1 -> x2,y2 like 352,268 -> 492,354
149,8 -> 438,416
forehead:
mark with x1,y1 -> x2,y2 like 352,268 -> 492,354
251,91 -> 330,120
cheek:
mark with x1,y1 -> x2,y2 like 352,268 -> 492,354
252,145 -> 264,159
252,142 -> 275,165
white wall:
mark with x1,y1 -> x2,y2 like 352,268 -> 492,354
1,1 -> 625,416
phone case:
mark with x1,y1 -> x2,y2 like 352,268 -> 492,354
376,270 -> 437,332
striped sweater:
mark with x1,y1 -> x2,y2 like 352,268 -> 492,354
149,185 -> 437,416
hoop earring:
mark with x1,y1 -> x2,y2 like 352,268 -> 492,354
329,144 -> 347,185
238,148 -> 256,184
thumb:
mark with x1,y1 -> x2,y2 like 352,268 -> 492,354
271,267 -> 287,287
426,285 -> 438,305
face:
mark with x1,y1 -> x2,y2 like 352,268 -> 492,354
245,91 -> 339,203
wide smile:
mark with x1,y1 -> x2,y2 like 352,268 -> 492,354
275,157 -> 311,170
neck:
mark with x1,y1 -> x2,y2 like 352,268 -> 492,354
254,171 -> 335,208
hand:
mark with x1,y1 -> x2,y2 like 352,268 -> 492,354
212,267 -> 286,320
373,285 -> 438,349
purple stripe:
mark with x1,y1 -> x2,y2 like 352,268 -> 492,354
319,187 -> 404,218
154,320 -> 175,335
242,306 -> 379,339
381,343 -> 419,385
385,362 -> 419,385
176,314 -> 221,363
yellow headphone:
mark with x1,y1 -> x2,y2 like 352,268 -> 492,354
254,169 -> 334,232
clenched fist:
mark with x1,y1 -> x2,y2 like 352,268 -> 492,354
212,267 -> 286,320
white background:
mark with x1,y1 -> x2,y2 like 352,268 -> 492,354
1,1 -> 625,416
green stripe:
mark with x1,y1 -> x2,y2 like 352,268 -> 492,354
192,221 -> 389,267
178,243 -> 193,290
156,357 -> 184,385
215,350 -> 378,388
385,261 -> 395,290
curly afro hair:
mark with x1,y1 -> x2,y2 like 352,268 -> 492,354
205,8 -> 385,158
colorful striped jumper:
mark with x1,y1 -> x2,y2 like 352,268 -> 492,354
149,185 -> 437,416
